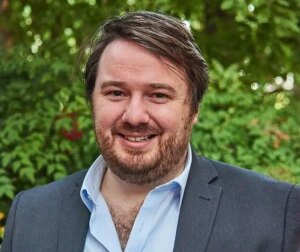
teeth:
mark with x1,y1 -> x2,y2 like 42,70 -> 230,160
125,136 -> 149,142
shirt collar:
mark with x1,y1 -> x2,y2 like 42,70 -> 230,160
80,144 -> 193,212
153,144 -> 192,208
80,156 -> 106,212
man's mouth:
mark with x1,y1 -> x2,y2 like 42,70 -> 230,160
112,123 -> 161,144
119,134 -> 157,142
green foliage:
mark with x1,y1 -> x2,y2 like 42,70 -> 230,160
0,0 -> 299,240
192,60 -> 300,183
0,47 -> 97,210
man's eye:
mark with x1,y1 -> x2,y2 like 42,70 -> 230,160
152,93 -> 168,99
109,90 -> 124,96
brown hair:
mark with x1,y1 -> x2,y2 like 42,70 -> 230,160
84,11 -> 208,113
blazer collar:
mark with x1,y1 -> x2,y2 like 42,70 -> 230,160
58,171 -> 91,252
174,151 -> 222,252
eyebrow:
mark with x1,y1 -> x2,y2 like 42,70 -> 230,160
100,81 -> 126,89
148,83 -> 176,94
100,81 -> 177,94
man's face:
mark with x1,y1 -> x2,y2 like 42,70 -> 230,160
92,39 -> 197,185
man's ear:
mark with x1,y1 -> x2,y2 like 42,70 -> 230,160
191,111 -> 199,125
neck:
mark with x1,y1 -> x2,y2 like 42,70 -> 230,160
100,151 -> 187,206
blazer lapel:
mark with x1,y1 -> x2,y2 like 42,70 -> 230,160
58,173 -> 91,252
174,152 -> 222,252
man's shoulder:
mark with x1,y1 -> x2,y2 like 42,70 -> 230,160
212,158 -> 291,185
17,169 -> 87,204
178,153 -> 300,251
193,154 -> 294,195
191,154 -> 299,226
2,170 -> 90,252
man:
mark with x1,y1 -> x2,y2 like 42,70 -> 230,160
1,11 -> 300,252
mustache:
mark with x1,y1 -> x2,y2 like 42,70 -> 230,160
111,122 -> 162,135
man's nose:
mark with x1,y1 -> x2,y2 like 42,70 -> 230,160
121,96 -> 150,126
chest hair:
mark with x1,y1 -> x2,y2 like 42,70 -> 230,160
107,201 -> 143,250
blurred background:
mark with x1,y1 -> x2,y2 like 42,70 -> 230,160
0,0 -> 299,242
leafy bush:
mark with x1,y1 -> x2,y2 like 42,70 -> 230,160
0,47 -> 97,210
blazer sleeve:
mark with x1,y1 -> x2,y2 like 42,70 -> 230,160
282,185 -> 300,252
1,192 -> 24,252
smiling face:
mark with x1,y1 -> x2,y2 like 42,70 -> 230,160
92,39 -> 198,185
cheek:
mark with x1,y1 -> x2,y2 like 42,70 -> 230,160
148,106 -> 185,131
93,102 -> 124,129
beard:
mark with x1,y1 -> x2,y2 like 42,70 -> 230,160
95,117 -> 194,185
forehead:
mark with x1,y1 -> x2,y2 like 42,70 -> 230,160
96,39 -> 188,91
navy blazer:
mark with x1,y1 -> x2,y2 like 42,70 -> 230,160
2,152 -> 300,252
